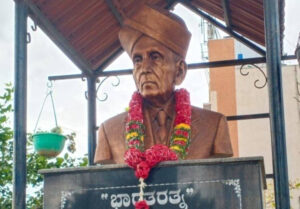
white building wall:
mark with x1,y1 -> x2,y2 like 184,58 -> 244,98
235,64 -> 272,173
209,37 -> 300,207
235,63 -> 300,207
234,40 -> 262,59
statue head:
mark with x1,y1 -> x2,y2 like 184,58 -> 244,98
119,4 -> 191,105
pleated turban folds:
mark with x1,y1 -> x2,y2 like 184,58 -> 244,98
119,4 -> 191,59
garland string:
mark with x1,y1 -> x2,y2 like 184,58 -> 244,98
124,89 -> 192,209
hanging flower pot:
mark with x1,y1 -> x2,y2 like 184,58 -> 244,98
32,82 -> 71,158
33,132 -> 66,158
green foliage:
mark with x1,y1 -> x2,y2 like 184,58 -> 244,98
0,84 -> 88,209
265,179 -> 300,208
0,83 -> 14,208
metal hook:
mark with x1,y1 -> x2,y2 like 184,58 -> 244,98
47,80 -> 53,89
31,21 -> 37,31
46,81 -> 54,94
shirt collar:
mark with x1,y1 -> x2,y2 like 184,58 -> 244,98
143,95 -> 175,121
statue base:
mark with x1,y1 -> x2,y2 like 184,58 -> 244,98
40,157 -> 266,209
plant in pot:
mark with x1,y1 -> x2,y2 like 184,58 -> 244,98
32,126 -> 76,158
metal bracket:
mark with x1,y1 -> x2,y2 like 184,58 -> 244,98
239,64 -> 267,89
96,76 -> 120,102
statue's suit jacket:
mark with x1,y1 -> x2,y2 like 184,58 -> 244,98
94,106 -> 233,164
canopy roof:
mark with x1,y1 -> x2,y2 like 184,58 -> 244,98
26,0 -> 285,74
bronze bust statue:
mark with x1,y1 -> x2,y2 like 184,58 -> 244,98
94,4 -> 233,164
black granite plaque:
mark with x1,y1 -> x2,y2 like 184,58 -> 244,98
40,157 -> 266,209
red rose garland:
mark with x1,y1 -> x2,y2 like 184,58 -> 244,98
124,89 -> 191,209
135,200 -> 149,209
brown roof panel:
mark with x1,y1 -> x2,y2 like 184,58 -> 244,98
57,1 -> 103,33
90,40 -> 120,68
26,0 -> 285,73
230,0 -> 265,45
192,0 -> 224,20
83,23 -> 119,60
71,9 -> 115,49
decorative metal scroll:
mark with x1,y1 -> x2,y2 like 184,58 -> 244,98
96,76 -> 120,102
239,64 -> 267,89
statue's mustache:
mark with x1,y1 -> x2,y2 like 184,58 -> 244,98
138,71 -> 158,84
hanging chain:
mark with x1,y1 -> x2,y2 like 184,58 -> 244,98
33,81 -> 58,133
49,84 -> 58,128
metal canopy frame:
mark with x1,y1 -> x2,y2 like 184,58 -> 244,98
26,1 -> 94,77
13,0 -> 291,208
104,0 -> 123,26
48,55 -> 295,80
221,0 -> 232,30
179,0 -> 266,56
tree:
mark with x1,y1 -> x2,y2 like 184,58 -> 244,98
0,83 -> 13,208
265,179 -> 300,209
0,83 -> 88,209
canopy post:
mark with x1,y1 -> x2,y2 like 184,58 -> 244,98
87,76 -> 97,165
13,1 -> 28,209
263,0 -> 290,208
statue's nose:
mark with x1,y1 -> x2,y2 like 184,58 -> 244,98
141,58 -> 152,72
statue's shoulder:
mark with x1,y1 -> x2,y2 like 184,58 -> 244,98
101,112 -> 128,130
191,106 -> 224,122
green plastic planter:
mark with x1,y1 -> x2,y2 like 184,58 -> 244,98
33,133 -> 66,158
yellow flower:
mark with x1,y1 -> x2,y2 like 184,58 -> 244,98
126,132 -> 138,140
175,123 -> 190,130
173,137 -> 188,142
170,145 -> 183,152
141,135 -> 144,142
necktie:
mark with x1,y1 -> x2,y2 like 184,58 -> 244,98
157,109 -> 167,144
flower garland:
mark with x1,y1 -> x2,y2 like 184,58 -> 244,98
124,89 -> 191,209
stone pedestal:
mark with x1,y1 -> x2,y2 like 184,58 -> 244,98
40,157 -> 266,209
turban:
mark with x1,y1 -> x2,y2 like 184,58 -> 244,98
119,4 -> 191,59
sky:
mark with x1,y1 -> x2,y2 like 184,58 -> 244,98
1,1 -> 299,157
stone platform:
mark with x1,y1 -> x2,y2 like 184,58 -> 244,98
40,157 -> 266,209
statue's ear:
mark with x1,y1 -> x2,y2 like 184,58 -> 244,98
175,60 -> 187,85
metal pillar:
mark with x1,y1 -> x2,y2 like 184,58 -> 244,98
263,0 -> 290,208
87,76 -> 97,165
13,1 -> 28,209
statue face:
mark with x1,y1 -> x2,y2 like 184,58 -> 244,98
131,36 -> 185,104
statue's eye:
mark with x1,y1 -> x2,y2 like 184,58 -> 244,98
133,56 -> 142,64
150,52 -> 162,61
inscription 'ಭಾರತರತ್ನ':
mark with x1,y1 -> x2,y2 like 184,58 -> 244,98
107,189 -> 189,209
